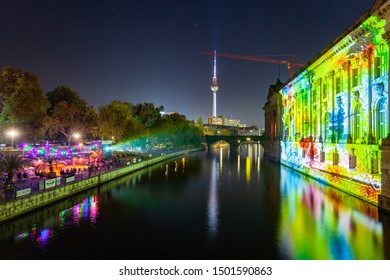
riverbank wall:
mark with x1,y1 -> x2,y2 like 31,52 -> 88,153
0,148 -> 202,224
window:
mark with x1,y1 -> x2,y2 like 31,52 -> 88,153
336,77 -> 342,93
312,89 -> 317,103
377,98 -> 388,139
324,113 -> 329,142
352,68 -> 361,87
354,105 -> 363,141
313,112 -> 318,139
323,83 -> 328,99
297,109 -> 301,137
374,57 -> 381,79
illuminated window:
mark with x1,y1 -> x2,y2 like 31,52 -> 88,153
312,89 -> 317,103
377,98 -> 388,139
296,109 -> 301,137
304,109 -> 309,137
324,113 -> 329,142
323,83 -> 328,99
336,76 -> 342,93
352,68 -> 361,87
374,56 -> 382,79
354,105 -> 363,141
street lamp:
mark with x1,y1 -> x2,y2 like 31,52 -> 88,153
8,129 -> 17,149
73,133 -> 81,145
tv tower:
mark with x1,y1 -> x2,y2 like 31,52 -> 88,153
210,50 -> 219,117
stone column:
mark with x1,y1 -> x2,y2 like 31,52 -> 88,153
301,90 -> 304,140
329,71 -> 336,143
367,47 -> 376,144
383,32 -> 390,144
319,78 -> 323,143
379,31 -> 390,213
344,61 -> 352,143
309,83 -> 313,142
277,98 -> 283,140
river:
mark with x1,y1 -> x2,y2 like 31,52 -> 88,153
0,145 -> 389,260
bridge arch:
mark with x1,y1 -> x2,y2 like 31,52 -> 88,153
205,135 -> 264,151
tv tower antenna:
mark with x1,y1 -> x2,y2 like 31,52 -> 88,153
210,50 -> 219,117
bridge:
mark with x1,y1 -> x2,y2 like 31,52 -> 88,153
205,135 -> 264,151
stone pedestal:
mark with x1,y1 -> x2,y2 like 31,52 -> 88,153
379,144 -> 390,213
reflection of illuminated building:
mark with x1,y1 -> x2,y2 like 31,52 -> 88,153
263,0 -> 390,209
278,166 -> 383,259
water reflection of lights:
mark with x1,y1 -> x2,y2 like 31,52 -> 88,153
164,158 -> 186,179
278,167 -> 384,259
15,195 -> 99,250
182,157 -> 186,173
246,156 -> 251,184
255,144 -> 261,176
37,228 -> 51,247
237,153 -> 241,179
219,147 -> 223,171
207,157 -> 219,239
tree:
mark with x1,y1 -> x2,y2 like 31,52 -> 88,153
0,154 -> 26,189
44,86 -> 97,147
94,100 -> 142,142
155,113 -> 202,147
45,156 -> 58,175
0,67 -> 49,142
197,117 -> 204,128
133,103 -> 164,130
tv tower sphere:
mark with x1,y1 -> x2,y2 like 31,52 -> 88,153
211,77 -> 219,92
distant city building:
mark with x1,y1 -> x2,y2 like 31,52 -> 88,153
161,111 -> 182,116
238,126 -> 264,136
207,116 -> 246,127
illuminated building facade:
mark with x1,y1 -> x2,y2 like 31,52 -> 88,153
264,0 -> 390,211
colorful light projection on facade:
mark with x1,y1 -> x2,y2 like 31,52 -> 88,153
278,166 -> 384,260
280,15 -> 389,205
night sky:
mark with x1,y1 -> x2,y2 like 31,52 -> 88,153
0,0 -> 373,127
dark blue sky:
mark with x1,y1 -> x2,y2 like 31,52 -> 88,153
0,0 -> 373,126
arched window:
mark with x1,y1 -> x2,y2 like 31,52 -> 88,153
377,98 -> 388,140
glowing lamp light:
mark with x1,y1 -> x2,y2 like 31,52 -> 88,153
7,129 -> 18,148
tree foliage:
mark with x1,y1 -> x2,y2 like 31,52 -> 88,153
153,113 -> 202,147
94,100 -> 142,142
0,67 -> 49,142
44,86 -> 96,147
0,66 -> 202,149
133,103 -> 164,131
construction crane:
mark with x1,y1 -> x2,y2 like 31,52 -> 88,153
200,51 -> 306,78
